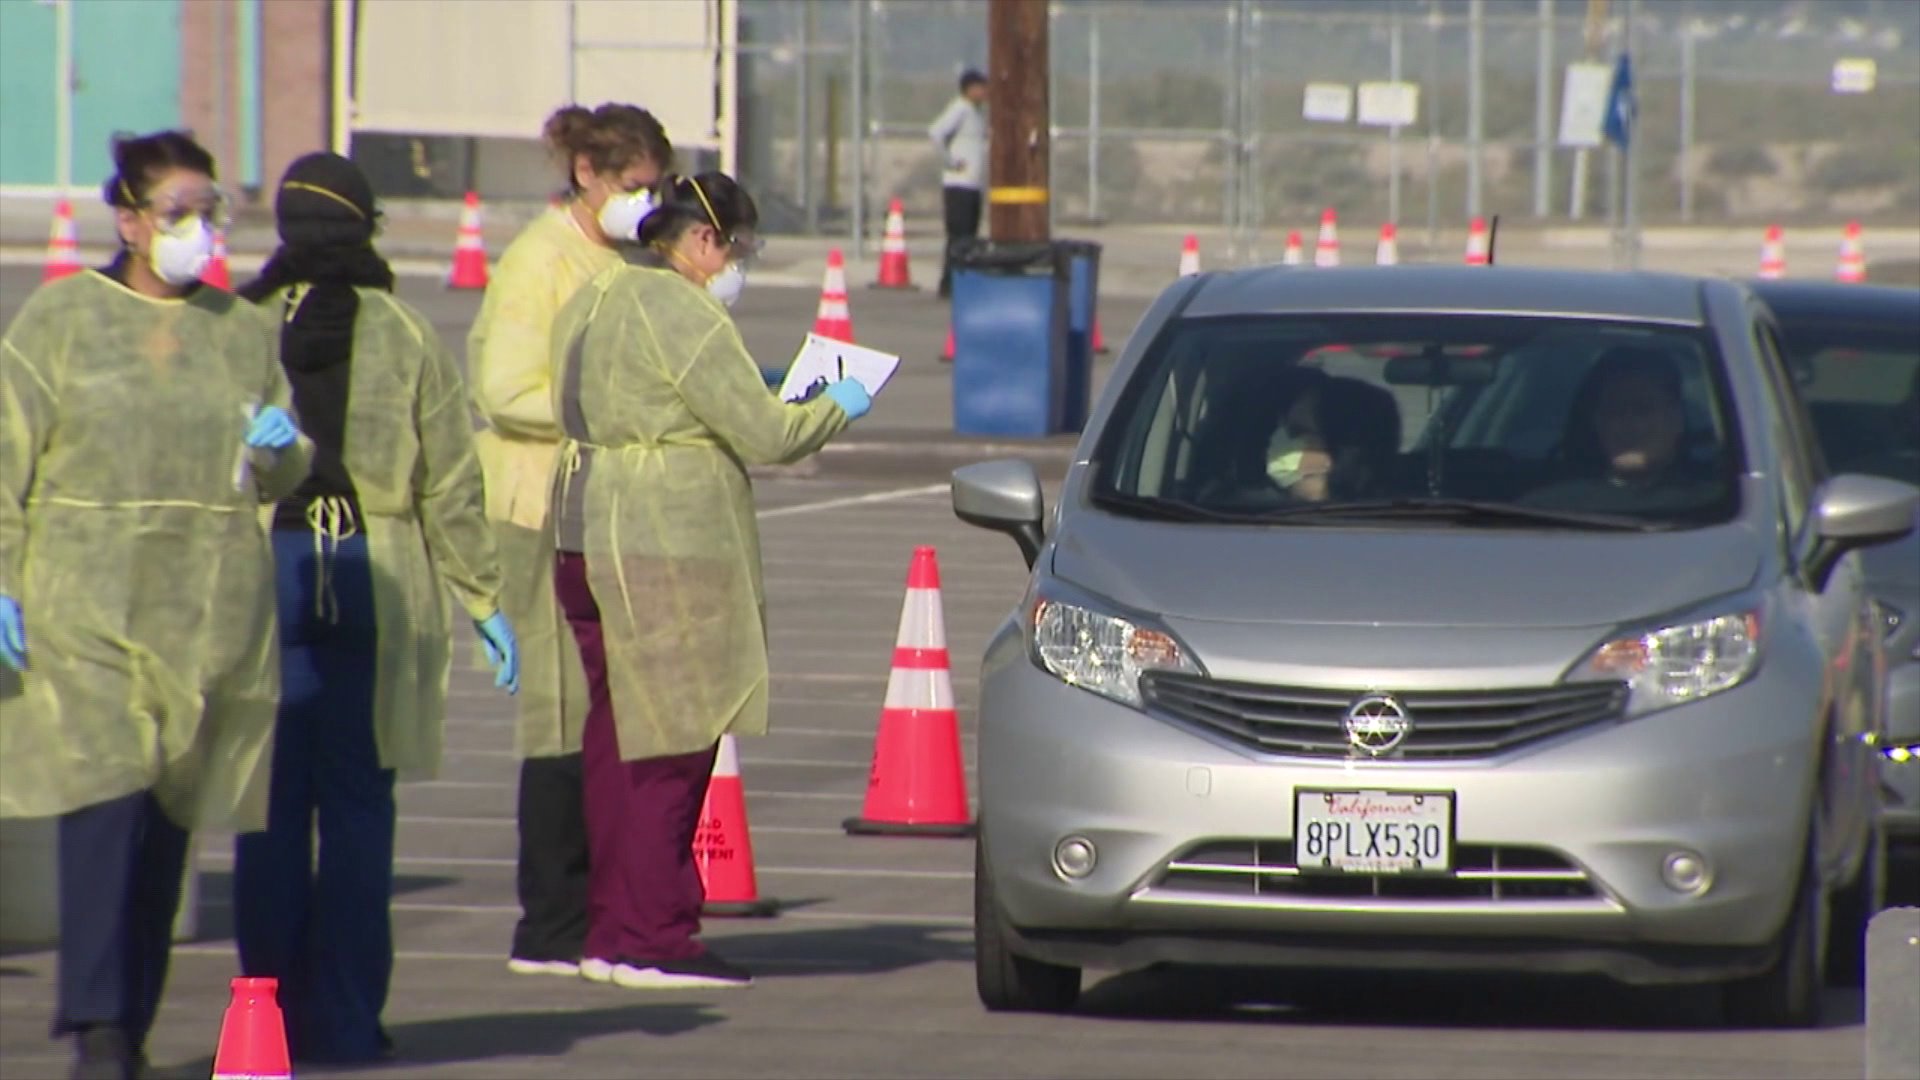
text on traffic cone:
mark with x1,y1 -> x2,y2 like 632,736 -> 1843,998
212,977 -> 292,1080
844,547 -> 974,837
813,248 -> 856,342
695,735 -> 778,917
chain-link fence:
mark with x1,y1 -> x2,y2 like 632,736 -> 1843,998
733,0 -> 1920,251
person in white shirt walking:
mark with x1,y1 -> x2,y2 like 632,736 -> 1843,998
927,68 -> 989,298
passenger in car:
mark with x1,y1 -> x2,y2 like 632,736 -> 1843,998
1524,346 -> 1724,515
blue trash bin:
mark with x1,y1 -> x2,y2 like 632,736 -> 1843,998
1057,239 -> 1103,433
950,242 -> 1073,438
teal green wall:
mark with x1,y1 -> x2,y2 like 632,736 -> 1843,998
0,0 -> 183,188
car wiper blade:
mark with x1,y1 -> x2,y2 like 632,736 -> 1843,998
1091,491 -> 1247,523
1251,498 -> 1670,531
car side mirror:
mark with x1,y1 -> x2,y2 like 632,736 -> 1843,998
953,459 -> 1047,569
1806,473 -> 1920,589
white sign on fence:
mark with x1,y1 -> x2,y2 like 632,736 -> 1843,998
1557,62 -> 1614,148
1302,83 -> 1355,124
1356,81 -> 1420,128
1832,58 -> 1878,94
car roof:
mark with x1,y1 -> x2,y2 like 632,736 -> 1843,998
1746,279 -> 1920,325
1179,265 -> 1711,325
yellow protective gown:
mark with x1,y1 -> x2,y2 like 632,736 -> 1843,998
258,285 -> 505,778
0,271 -> 313,829
467,206 -> 621,758
550,265 -> 849,761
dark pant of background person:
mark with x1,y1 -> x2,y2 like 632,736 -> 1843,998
53,789 -> 191,1065
512,751 -> 589,964
553,552 -> 719,965
939,184 -> 984,298
232,529 -> 394,1065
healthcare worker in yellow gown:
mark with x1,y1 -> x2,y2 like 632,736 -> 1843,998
467,103 -> 673,977
0,131 -> 313,1080
550,172 -> 871,989
232,152 -> 518,1067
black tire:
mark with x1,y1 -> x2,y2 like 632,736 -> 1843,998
1825,823 -> 1886,988
1721,841 -> 1827,1029
974,837 -> 1082,1013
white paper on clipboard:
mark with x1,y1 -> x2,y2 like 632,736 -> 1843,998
775,333 -> 902,404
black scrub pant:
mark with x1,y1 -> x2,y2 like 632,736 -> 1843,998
53,790 -> 191,1055
513,752 -> 590,962
939,185 -> 984,298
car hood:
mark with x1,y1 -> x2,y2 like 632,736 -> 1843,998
1050,510 -> 1762,629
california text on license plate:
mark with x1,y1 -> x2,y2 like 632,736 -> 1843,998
1294,789 -> 1454,874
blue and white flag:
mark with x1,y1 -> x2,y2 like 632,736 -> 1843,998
1603,52 -> 1636,148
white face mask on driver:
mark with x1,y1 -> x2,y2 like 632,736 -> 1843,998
707,261 -> 746,308
148,216 -> 216,286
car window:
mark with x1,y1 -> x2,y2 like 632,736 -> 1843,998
1751,318 -> 1818,535
1769,317 -> 1920,487
1093,314 -> 1743,529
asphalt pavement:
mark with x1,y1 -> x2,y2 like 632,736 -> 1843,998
0,266 -> 1879,1079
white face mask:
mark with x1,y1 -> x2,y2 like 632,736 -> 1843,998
596,188 -> 656,244
707,261 -> 746,308
149,216 -> 214,286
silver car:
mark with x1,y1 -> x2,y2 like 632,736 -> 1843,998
952,267 -> 1919,1028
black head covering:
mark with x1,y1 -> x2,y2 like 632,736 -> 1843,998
238,152 -> 394,305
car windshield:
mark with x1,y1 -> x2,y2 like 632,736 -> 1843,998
1091,314 -> 1744,530
1771,318 -> 1920,487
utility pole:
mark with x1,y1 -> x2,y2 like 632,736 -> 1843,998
987,0 -> 1049,243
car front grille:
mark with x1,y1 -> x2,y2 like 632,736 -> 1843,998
1157,840 -> 1598,901
1140,674 -> 1628,759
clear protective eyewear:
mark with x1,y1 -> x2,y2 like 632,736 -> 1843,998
138,184 -> 233,234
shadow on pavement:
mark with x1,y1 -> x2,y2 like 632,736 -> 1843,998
154,1003 -> 720,1077
184,871 -> 459,943
700,921 -> 972,977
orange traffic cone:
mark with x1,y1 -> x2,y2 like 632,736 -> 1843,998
695,735 -> 778,917
211,977 -> 291,1080
873,198 -> 915,289
813,248 -> 855,342
1465,216 -> 1490,266
43,199 -> 81,282
447,191 -> 489,290
940,323 -> 955,363
1177,233 -> 1201,277
1758,224 -> 1786,280
1091,316 -> 1109,355
1282,230 -> 1304,267
1314,208 -> 1340,267
844,547 -> 973,838
1375,222 -> 1399,266
201,228 -> 232,290
1836,220 -> 1866,283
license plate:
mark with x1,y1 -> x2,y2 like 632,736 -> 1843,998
1294,789 -> 1454,874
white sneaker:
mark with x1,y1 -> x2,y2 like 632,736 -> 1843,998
579,957 -> 616,984
609,952 -> 753,989
507,957 -> 581,977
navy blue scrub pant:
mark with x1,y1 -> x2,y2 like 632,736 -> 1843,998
232,530 -> 393,1064
52,790 -> 191,1052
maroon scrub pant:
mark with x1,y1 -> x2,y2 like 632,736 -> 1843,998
554,553 -> 719,964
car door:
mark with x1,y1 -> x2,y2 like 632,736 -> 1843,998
1752,310 -> 1875,875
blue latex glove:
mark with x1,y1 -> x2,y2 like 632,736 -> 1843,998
823,379 -> 872,421
475,611 -> 519,695
245,406 -> 300,451
0,596 -> 25,672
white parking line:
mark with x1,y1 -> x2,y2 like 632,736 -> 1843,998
197,850 -> 968,878
756,483 -> 947,520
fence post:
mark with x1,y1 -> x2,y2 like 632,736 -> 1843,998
1533,0 -> 1554,218
1466,0 -> 1485,221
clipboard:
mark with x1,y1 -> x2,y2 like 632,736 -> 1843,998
775,333 -> 902,405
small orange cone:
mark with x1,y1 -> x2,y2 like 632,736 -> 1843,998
1375,222 -> 1399,266
43,200 -> 82,282
695,735 -> 778,917
940,323 -> 955,363
1314,208 -> 1340,267
1758,224 -> 1786,280
845,547 -> 974,838
1836,220 -> 1866,283
211,977 -> 292,1080
201,228 -> 232,290
1465,217 -> 1490,266
1177,234 -> 1201,277
1282,230 -> 1304,266
813,248 -> 855,342
873,198 -> 915,289
447,191 -> 489,289
1091,316 -> 1109,355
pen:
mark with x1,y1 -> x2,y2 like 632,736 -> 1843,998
837,356 -> 845,381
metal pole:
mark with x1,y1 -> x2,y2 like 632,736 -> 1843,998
1622,0 -> 1640,268
1223,0 -> 1240,258
1088,6 -> 1100,223
800,3 -> 817,232
851,0 -> 868,254
1533,0 -> 1554,217
54,0 -> 73,192
1679,9 -> 1695,223
1389,5 -> 1403,228
1426,0 -> 1441,253
1466,0 -> 1484,220
1245,0 -> 1261,260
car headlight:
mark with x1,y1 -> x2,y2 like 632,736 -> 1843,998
1030,598 -> 1200,707
1571,609 -> 1762,717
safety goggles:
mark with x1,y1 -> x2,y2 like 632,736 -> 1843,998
136,184 -> 233,233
